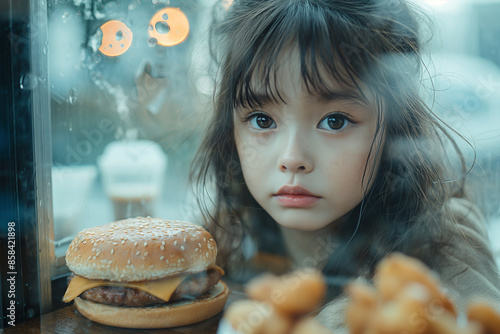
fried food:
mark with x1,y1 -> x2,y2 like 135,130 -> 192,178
374,253 -> 456,316
245,269 -> 326,316
220,253 -> 500,334
345,253 -> 498,334
467,300 -> 500,334
223,300 -> 291,334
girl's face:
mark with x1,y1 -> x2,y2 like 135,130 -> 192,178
233,53 -> 384,231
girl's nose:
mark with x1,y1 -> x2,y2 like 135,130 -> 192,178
278,134 -> 313,174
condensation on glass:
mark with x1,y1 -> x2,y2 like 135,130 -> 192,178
45,0 -> 222,278
13,0 -> 500,316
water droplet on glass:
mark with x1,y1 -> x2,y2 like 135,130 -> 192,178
96,55 -> 102,63
62,12 -> 70,21
115,30 -> 123,41
148,37 -> 158,47
68,89 -> 78,104
20,74 -> 38,90
155,21 -> 170,34
162,13 -> 168,20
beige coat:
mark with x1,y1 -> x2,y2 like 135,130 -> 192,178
316,197 -> 500,330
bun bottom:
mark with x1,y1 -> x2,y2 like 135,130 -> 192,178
74,281 -> 229,329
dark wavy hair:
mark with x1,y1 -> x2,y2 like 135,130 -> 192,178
191,0 -> 469,285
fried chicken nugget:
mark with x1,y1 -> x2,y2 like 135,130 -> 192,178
223,300 -> 292,334
369,283 -> 433,334
427,311 -> 481,334
374,253 -> 457,316
467,300 -> 500,334
245,269 -> 327,316
345,280 -> 378,334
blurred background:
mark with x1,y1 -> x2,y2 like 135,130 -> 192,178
40,0 -> 500,270
417,0 -> 500,265
2,0 -> 498,317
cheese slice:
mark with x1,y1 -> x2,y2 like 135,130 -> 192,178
63,275 -> 186,303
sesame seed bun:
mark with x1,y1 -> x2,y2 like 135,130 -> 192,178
65,217 -> 218,282
73,281 -> 229,328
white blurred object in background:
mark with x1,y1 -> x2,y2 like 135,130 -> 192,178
97,140 -> 168,221
52,165 -> 97,243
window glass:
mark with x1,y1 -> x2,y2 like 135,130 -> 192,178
47,0 -> 216,273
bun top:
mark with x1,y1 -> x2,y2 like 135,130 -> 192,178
65,217 -> 218,282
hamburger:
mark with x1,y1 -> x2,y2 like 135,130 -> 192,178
63,217 -> 229,328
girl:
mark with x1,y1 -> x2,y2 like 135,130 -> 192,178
191,0 -> 500,329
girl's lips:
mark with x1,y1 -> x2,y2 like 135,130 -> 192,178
273,186 -> 321,208
273,194 -> 321,208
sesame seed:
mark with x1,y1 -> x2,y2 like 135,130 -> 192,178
149,265 -> 154,269
160,245 -> 165,251
111,249 -> 115,254
195,248 -> 199,252
174,240 -> 178,246
206,252 -> 209,257
136,251 -> 141,256
160,256 -> 164,260
121,240 -> 125,244
92,256 -> 96,260
144,252 -> 148,256
127,259 -> 131,264
144,242 -> 148,247
183,238 -> 186,243
113,242 -> 118,246
181,246 -> 185,251
165,259 -> 169,264
162,241 -> 165,246
198,243 -> 202,247
134,242 -> 138,247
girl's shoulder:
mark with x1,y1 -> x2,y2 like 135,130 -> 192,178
441,197 -> 490,241
434,197 -> 500,311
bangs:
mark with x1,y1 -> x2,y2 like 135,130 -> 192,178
226,1 -> 374,109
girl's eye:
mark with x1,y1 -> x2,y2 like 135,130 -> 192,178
317,114 -> 350,131
248,113 -> 276,129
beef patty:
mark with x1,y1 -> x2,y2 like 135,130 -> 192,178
78,268 -> 221,307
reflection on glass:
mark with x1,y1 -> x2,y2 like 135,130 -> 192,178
98,20 -> 133,57
148,7 -> 190,47
97,140 -> 168,221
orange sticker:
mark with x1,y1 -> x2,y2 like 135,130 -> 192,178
148,7 -> 189,47
99,20 -> 133,57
